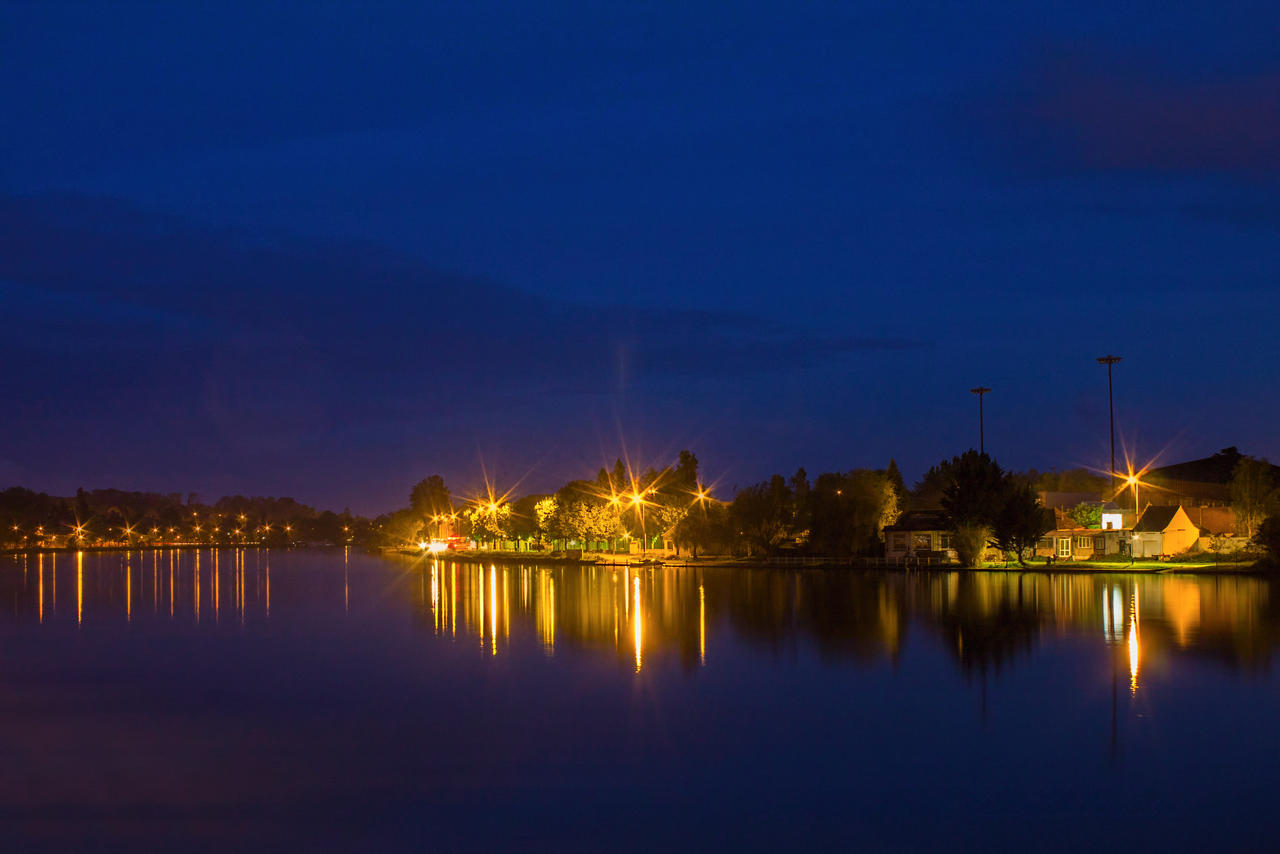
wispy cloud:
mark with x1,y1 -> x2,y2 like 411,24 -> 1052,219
985,53 -> 1280,178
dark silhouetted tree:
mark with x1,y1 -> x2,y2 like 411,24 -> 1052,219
409,475 -> 452,518
991,480 -> 1052,567
730,475 -> 797,556
1254,514 -> 1280,562
1231,456 -> 1277,539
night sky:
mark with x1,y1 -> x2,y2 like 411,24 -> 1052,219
4,2 -> 1278,513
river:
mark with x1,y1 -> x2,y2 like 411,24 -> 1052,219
2,548 -> 1277,850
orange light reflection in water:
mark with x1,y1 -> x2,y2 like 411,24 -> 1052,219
490,566 -> 498,655
633,575 -> 643,672
1128,588 -> 1141,693
699,580 -> 706,666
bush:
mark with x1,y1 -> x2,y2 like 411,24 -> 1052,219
952,523 -> 990,568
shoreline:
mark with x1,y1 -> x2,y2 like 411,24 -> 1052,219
381,548 -> 1269,575
5,545 -> 1266,575
1,544 -> 347,556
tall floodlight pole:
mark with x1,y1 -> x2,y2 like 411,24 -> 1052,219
1097,356 -> 1122,488
970,387 -> 991,454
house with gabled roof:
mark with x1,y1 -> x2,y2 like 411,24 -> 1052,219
1131,505 -> 1199,558
884,510 -> 956,561
1033,507 -> 1127,562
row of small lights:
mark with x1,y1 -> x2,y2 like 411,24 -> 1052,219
10,521 -> 358,541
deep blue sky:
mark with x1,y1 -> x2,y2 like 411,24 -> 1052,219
3,2 -> 1278,513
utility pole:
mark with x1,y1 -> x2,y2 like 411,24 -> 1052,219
970,387 -> 991,454
1097,355 -> 1122,488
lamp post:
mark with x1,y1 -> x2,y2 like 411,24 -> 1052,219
1097,355 -> 1122,488
969,387 -> 991,454
629,493 -> 647,557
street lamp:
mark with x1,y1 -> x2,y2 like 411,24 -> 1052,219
1125,473 -> 1140,515
1097,355 -> 1122,489
969,387 -> 991,454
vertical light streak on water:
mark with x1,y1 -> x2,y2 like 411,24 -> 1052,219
431,563 -> 439,634
633,574 -> 642,672
125,553 -> 132,623
538,571 -> 556,656
491,565 -> 498,655
1112,588 -> 1123,642
477,565 -> 485,647
76,550 -> 83,627
1128,587 -> 1141,693
215,550 -> 221,624
700,580 -> 706,666
194,551 -> 201,625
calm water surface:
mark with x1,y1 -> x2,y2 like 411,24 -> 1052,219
2,549 -> 1279,851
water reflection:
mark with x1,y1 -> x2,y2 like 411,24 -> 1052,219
397,560 -> 1280,679
5,552 -> 1280,680
2,549 -> 282,628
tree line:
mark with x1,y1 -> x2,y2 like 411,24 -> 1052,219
6,448 -> 1277,564
0,486 -> 368,549
381,452 -> 906,559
